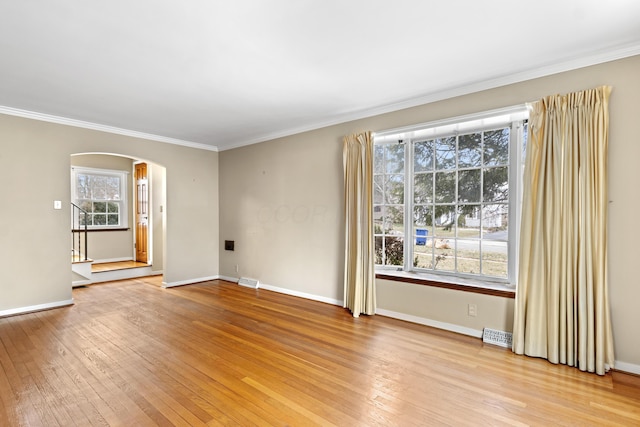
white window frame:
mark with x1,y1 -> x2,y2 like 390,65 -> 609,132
71,166 -> 129,229
373,106 -> 528,287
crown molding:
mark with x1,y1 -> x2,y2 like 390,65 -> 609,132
0,105 -> 218,152
1,40 -> 638,153
220,40 -> 640,151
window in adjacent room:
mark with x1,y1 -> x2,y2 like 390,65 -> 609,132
373,107 -> 528,285
71,167 -> 128,229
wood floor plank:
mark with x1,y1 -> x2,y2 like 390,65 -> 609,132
1,278 -> 639,426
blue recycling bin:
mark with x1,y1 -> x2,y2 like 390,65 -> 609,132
416,229 -> 428,245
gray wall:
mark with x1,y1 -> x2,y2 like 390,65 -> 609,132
0,116 -> 219,312
219,55 -> 640,370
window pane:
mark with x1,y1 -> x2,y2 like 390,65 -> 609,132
375,205 -> 404,235
373,207 -> 384,234
375,236 -> 383,264
484,128 -> 510,166
458,169 -> 480,203
374,145 -> 384,174
93,183 -> 107,200
93,214 -> 106,226
482,204 -> 508,237
433,206 -> 456,237
458,133 -> 482,168
414,139 -> 434,172
482,241 -> 508,278
483,167 -> 508,202
93,202 -> 106,213
107,202 -> 119,213
385,144 -> 405,174
413,206 -> 432,228
106,177 -> 121,200
77,174 -> 90,199
414,173 -> 433,204
385,206 -> 404,234
435,137 -> 456,170
107,214 -> 119,226
79,201 -> 92,212
457,205 -> 480,238
384,236 -> 404,266
435,171 -> 455,203
374,175 -> 384,204
457,239 -> 480,275
434,244 -> 454,272
385,175 -> 404,204
413,241 -> 432,268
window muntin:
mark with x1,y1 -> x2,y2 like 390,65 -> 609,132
72,167 -> 128,229
374,109 -> 527,285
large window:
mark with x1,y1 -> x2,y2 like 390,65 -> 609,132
374,108 -> 527,285
71,167 -> 128,229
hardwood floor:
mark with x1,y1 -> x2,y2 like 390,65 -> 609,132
0,278 -> 638,426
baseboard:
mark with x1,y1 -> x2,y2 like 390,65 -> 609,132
0,299 -> 74,318
162,275 -> 219,288
258,283 -> 342,306
375,308 -> 484,338
614,361 -> 640,376
217,275 -> 341,305
93,257 -> 134,264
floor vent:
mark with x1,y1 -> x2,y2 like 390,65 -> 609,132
482,328 -> 513,348
238,277 -> 259,289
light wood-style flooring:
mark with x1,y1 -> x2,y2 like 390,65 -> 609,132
0,277 -> 638,426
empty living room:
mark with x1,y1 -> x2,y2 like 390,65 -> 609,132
1,1 -> 640,425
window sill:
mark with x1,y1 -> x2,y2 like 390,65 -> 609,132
72,228 -> 130,232
375,270 -> 516,298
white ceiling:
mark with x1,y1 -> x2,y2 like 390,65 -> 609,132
1,1 -> 639,151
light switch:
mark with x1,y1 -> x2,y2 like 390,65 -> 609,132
54,200 -> 62,210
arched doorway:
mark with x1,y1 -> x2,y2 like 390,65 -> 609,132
70,152 -> 166,284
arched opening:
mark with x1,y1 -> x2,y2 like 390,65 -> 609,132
70,152 -> 166,285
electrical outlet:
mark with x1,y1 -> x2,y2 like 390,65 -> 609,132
468,304 -> 477,317
235,265 -> 239,273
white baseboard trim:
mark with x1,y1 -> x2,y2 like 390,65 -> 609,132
219,275 -> 341,305
93,257 -> 134,264
0,299 -> 74,318
92,266 -> 160,283
258,283 -> 342,306
376,308 -> 484,338
162,275 -> 219,288
614,360 -> 640,375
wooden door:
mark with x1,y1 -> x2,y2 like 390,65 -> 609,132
135,162 -> 149,263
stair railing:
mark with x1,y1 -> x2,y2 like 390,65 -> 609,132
71,203 -> 89,261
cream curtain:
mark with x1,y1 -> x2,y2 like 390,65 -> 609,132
343,131 -> 376,317
513,86 -> 614,375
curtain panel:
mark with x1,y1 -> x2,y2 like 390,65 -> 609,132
513,86 -> 614,375
343,131 -> 376,317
